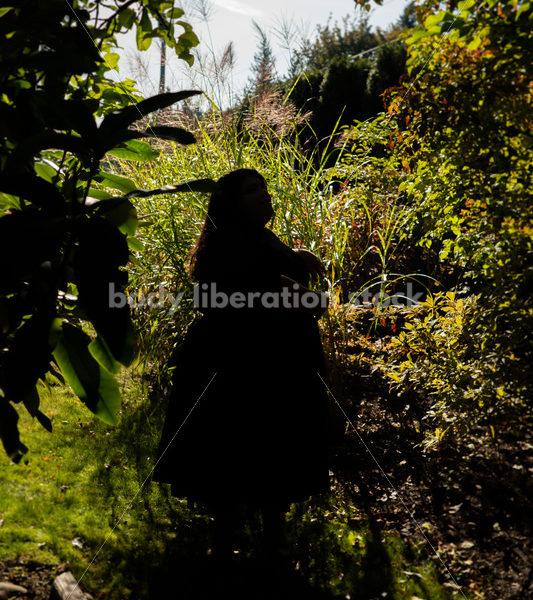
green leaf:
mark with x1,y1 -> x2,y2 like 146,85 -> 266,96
49,317 -> 63,348
53,323 -> 121,425
106,139 -> 159,161
89,335 -> 121,374
516,1 -> 530,18
166,7 -> 184,18
122,178 -> 219,199
136,8 -> 153,51
34,162 -> 57,183
174,21 -> 200,64
127,236 -> 144,252
457,0 -> 476,12
118,7 -> 136,28
94,197 -> 138,235
104,52 -> 120,69
99,90 -> 202,134
406,28 -> 433,44
467,36 -> 482,50
0,192 -> 20,213
424,11 -> 446,28
87,188 -> 113,200
142,125 -> 196,144
95,171 -> 137,193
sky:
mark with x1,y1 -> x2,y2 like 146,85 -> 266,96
115,0 -> 409,106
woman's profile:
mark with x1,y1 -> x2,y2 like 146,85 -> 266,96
152,168 -> 331,564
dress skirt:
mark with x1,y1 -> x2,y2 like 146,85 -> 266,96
151,229 -> 331,508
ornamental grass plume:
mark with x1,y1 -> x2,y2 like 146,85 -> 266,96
244,88 -> 311,139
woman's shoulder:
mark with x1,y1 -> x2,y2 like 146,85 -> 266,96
261,227 -> 291,251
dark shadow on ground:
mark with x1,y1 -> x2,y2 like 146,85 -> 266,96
352,470 -> 395,596
329,386 -> 533,600
146,554 -> 339,600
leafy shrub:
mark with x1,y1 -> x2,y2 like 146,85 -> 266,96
355,0 -> 533,447
369,291 -> 530,448
0,0 -> 208,461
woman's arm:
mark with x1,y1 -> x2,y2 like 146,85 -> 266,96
280,274 -> 329,319
203,232 -> 328,317
263,229 -> 326,280
292,248 -> 326,282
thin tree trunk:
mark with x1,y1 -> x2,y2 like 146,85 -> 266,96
159,39 -> 166,94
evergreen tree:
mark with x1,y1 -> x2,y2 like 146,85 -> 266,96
246,21 -> 277,97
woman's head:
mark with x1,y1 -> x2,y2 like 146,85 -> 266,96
187,168 -> 274,281
207,168 -> 273,231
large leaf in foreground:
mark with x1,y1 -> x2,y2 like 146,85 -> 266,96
94,171 -> 137,194
106,139 -> 159,161
104,126 -> 196,155
53,323 -> 121,425
0,174 -> 64,212
122,178 -> 219,199
0,400 -> 28,463
72,217 -> 136,366
141,125 -> 196,144
99,90 -> 202,134
89,336 -> 121,375
92,197 -> 138,236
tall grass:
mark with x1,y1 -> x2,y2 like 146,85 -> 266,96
113,92 -> 422,387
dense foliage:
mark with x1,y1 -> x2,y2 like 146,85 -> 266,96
0,0 -> 214,462
121,0 -> 532,449
279,11 -> 409,143
371,0 -> 533,442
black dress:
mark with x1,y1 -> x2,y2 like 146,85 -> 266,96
152,227 -> 331,508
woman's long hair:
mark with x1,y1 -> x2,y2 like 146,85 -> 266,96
187,168 -> 266,282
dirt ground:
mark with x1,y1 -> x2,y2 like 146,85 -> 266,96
0,560 -> 59,600
330,390 -> 533,600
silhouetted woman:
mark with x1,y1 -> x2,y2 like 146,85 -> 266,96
152,168 -> 331,562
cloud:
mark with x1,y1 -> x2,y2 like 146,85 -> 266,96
212,0 -> 264,18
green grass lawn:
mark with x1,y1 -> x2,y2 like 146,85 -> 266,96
0,369 -> 201,597
0,369 -> 461,599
